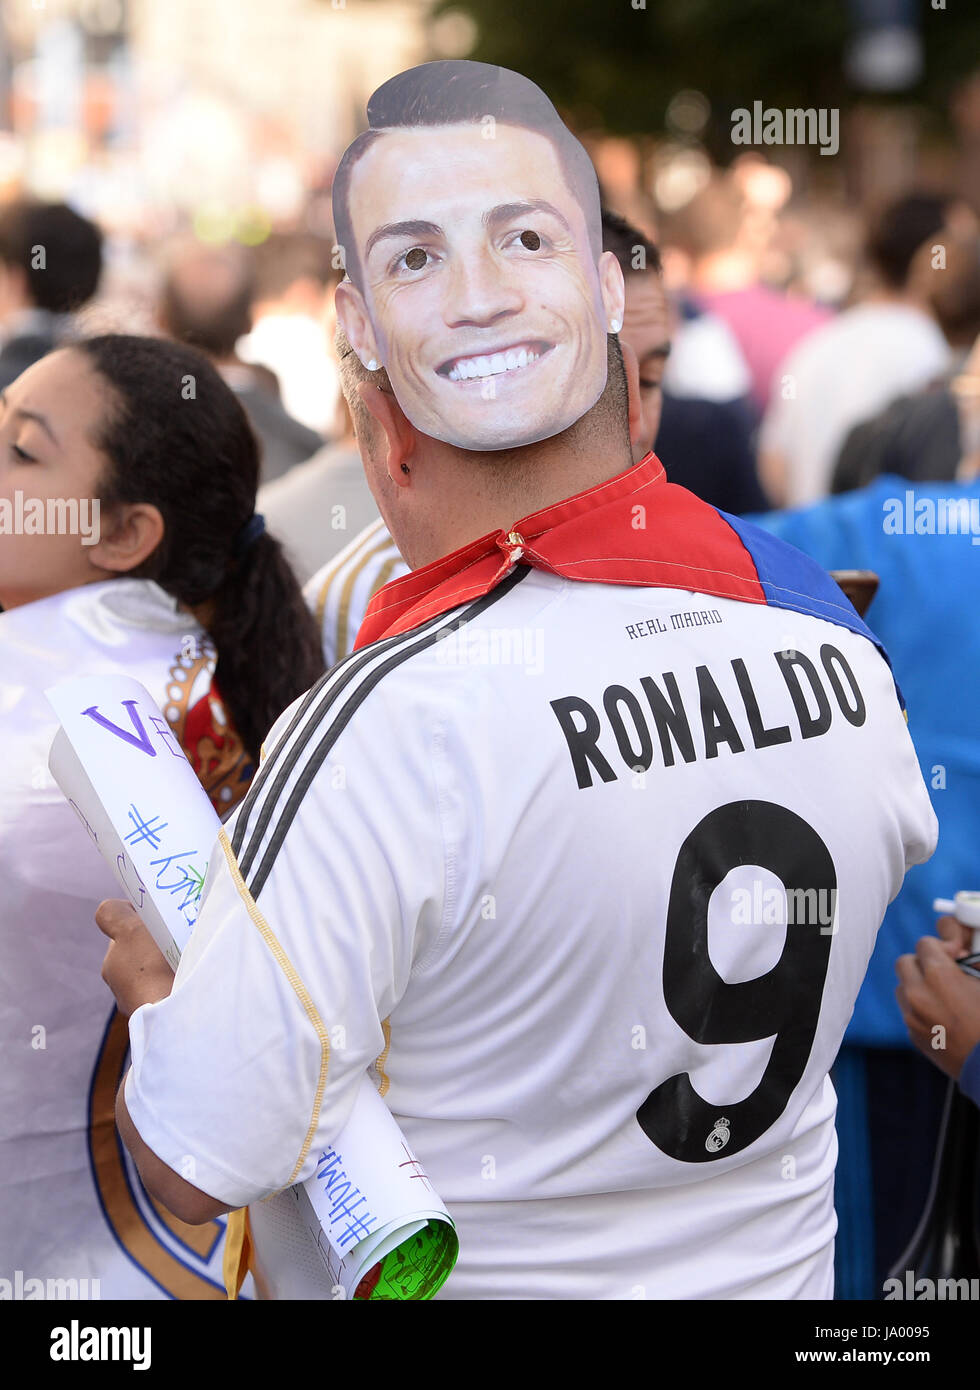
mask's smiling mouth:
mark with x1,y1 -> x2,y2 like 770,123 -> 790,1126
436,340 -> 555,383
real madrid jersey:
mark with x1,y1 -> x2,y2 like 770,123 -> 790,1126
124,455 -> 937,1299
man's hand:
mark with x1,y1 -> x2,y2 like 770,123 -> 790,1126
935,912 -> 973,960
97,899 -> 175,1018
896,934 -> 980,1079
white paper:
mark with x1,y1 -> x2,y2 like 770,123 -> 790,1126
50,726 -> 181,971
47,673 -> 221,971
293,1078 -> 455,1297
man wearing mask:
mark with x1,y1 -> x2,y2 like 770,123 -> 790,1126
98,60 -> 936,1301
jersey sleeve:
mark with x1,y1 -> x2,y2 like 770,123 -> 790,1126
123,677 -> 449,1209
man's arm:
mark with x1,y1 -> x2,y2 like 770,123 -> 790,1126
115,1082 -> 231,1225
92,670 -> 447,1218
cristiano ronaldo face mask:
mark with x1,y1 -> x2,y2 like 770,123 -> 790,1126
333,60 -> 624,452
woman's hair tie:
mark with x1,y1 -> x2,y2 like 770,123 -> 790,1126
233,512 -> 266,557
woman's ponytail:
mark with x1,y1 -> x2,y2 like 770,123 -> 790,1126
207,528 -> 325,762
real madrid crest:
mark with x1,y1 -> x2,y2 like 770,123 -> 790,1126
705,1117 -> 731,1153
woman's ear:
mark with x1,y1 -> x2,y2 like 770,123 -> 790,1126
335,281 -> 382,373
90,502 -> 165,574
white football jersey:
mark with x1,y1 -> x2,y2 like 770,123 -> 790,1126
126,555 -> 936,1298
0,581 -> 248,1300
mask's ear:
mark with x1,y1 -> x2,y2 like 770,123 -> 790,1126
619,337 -> 644,452
335,281 -> 382,373
355,380 -> 418,489
597,251 -> 626,334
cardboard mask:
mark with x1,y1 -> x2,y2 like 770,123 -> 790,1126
333,60 -> 624,452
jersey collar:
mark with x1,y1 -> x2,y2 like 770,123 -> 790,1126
354,452 -> 765,648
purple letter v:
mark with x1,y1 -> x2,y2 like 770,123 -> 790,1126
81,701 -> 157,756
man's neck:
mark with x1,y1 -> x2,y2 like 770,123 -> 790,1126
400,425 -> 635,570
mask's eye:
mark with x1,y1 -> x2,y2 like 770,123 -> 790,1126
519,230 -> 541,251
404,247 -> 428,270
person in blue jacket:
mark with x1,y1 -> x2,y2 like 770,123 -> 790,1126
749,473 -> 980,1297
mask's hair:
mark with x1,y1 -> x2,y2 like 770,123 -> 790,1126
332,60 -> 602,291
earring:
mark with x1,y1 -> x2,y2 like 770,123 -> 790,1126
401,463 -> 410,475
367,358 -> 379,372
609,318 -> 622,334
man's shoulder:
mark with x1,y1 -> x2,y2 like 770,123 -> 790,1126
704,506 -> 882,650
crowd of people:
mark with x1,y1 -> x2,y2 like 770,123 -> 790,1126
1,57 -> 979,1304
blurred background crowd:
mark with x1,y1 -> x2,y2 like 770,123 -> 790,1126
2,0 -> 979,525
3,0 -> 980,1302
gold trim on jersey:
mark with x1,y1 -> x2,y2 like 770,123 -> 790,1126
374,1018 -> 392,1098
313,518 -> 387,634
217,829 -> 331,1189
335,535 -> 403,662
